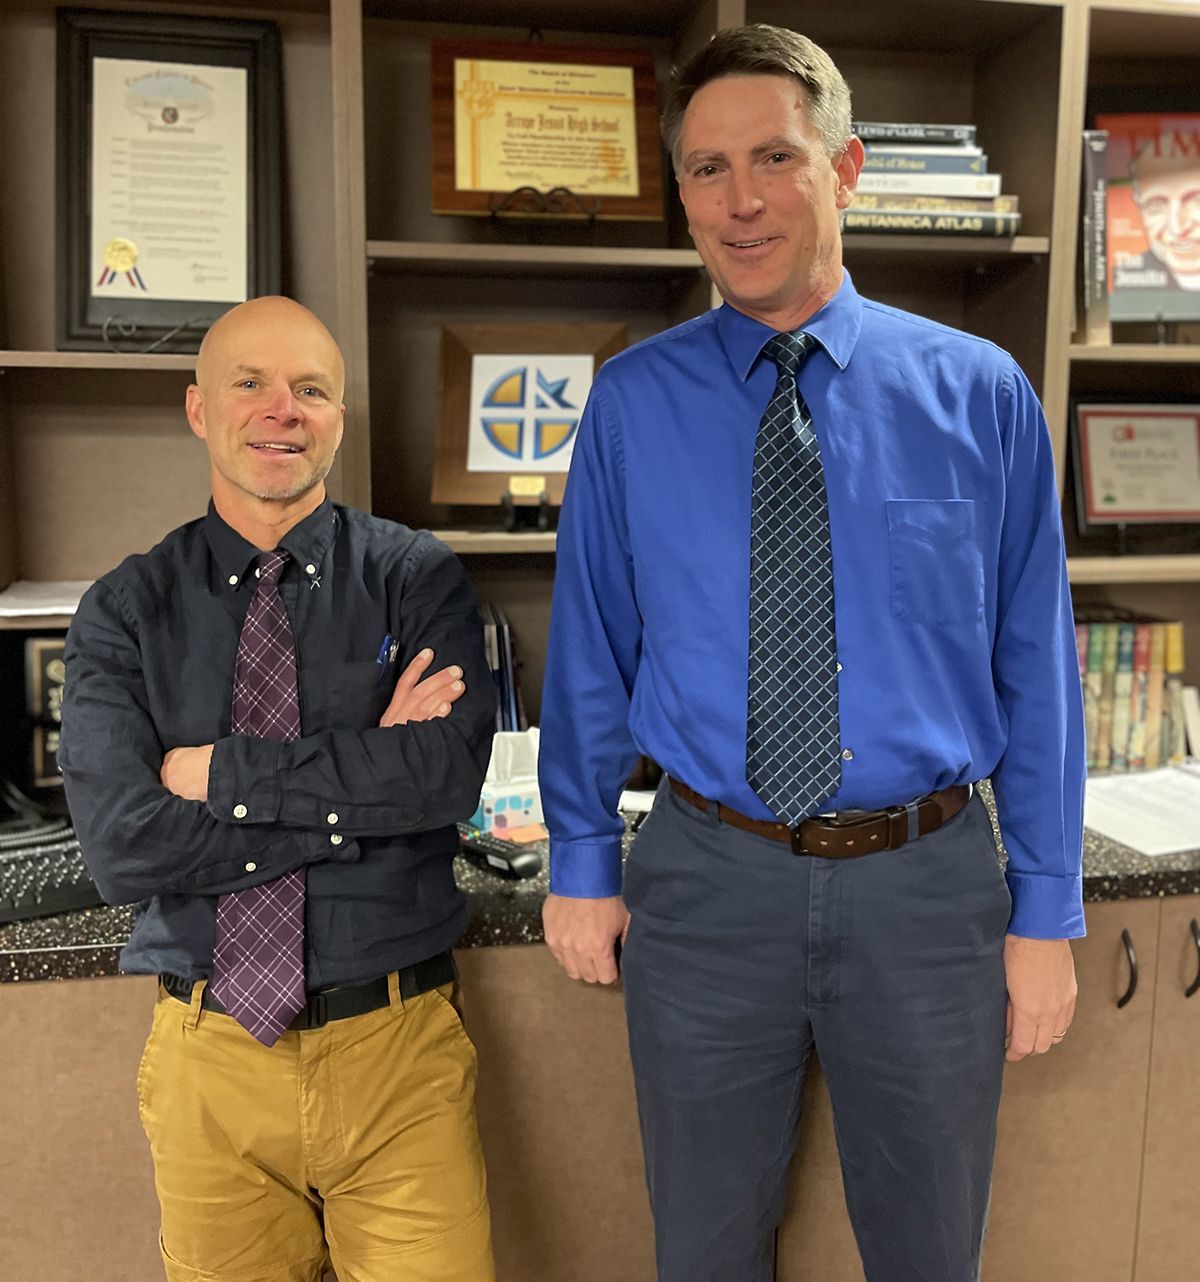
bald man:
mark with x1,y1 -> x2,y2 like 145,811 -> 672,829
60,297 -> 498,1282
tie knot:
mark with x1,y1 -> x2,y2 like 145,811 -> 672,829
763,331 -> 816,377
256,550 -> 289,585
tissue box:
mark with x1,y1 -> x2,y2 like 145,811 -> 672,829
467,728 -> 543,833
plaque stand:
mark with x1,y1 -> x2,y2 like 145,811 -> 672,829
501,488 -> 552,533
488,185 -> 601,223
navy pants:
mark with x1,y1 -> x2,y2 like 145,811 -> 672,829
621,783 -> 1010,1282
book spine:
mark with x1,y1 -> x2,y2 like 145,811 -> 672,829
863,149 -> 988,175
1109,623 -> 1137,770
850,192 -> 1019,213
855,172 -> 1003,197
1143,623 -> 1167,769
853,122 -> 977,144
843,210 -> 1021,236
1126,623 -> 1152,768
1095,623 -> 1120,771
1163,622 -> 1187,763
1079,130 -> 1111,345
1083,621 -> 1106,770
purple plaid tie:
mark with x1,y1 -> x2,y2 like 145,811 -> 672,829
208,549 -> 306,1046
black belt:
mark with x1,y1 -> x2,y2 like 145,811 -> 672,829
161,951 -> 456,1030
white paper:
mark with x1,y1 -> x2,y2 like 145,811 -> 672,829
1084,767 -> 1200,855
1185,687 -> 1200,758
0,581 -> 92,617
90,57 -> 248,304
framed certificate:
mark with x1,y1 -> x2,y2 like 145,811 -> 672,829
430,39 -> 663,221
1072,401 -> 1200,529
56,9 -> 282,352
432,322 -> 627,506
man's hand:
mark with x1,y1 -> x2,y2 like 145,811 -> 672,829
161,744 -> 215,801
1004,935 -> 1077,1061
543,893 -> 630,985
379,649 -> 465,727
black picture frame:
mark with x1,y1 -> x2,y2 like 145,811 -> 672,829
1069,394 -> 1200,540
56,8 -> 282,353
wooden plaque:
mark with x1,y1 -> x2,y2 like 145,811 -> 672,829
431,39 -> 663,221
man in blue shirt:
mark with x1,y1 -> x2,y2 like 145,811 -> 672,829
539,24 -> 1084,1282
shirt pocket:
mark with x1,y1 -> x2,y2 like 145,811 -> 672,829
886,499 -> 984,625
326,659 -> 393,728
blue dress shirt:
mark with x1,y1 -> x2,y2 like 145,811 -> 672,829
539,272 -> 1086,940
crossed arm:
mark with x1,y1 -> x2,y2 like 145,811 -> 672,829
159,648 -> 467,802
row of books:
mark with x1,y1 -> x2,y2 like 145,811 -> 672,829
481,602 -> 525,733
1074,112 -> 1200,340
845,120 -> 1021,238
1076,612 -> 1188,772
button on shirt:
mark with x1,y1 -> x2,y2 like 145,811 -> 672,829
60,500 -> 496,985
539,273 -> 1086,939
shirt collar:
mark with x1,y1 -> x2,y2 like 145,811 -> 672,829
715,269 -> 863,381
204,496 -> 339,590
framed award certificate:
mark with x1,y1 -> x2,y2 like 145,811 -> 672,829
56,9 -> 282,352
431,39 -> 663,221
1072,401 -> 1200,528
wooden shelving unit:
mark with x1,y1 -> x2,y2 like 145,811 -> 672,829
1069,344 -> 1200,362
0,351 -> 196,371
1068,555 -> 1200,584
367,241 -> 705,276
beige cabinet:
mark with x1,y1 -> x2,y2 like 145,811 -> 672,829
985,898 -> 1159,1282
1134,895 -> 1200,1282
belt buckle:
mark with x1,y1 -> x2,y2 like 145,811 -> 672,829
302,991 -> 327,1030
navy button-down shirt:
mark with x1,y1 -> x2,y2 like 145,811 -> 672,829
540,273 -> 1085,939
60,499 -> 495,985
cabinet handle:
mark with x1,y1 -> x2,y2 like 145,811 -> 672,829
1117,929 -> 1138,1009
1186,920 -> 1200,999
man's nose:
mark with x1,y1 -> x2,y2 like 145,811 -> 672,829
728,168 -> 765,219
263,385 -> 301,422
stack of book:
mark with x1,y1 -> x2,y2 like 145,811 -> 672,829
845,121 -> 1021,238
1076,609 -> 1189,772
480,602 -> 525,733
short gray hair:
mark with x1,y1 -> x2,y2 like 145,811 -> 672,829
662,24 -> 853,170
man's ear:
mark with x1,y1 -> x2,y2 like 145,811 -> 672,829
835,137 -> 865,210
335,403 -> 346,451
185,384 -> 207,441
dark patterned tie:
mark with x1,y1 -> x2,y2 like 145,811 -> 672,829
746,332 -> 842,824
208,549 -> 306,1045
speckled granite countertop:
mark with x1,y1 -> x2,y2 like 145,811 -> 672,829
3,819 -> 1198,984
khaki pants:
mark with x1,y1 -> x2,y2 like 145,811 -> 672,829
137,975 -> 495,1282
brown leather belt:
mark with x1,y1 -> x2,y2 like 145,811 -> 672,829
669,778 -> 972,859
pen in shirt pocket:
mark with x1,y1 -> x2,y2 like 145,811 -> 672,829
375,633 -> 399,685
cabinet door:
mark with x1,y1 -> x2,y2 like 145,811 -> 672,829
456,945 -> 656,1282
1134,894 -> 1200,1282
984,897 -> 1159,1282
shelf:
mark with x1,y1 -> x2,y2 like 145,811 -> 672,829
0,614 -> 74,631
1070,345 -> 1200,364
432,530 -> 556,554
365,236 -> 1049,281
1067,555 -> 1200,584
842,235 -> 1050,257
367,242 -> 704,277
0,351 -> 195,371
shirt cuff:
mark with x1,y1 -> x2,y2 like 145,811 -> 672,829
207,735 -> 283,825
1005,869 -> 1086,939
549,837 -> 623,898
